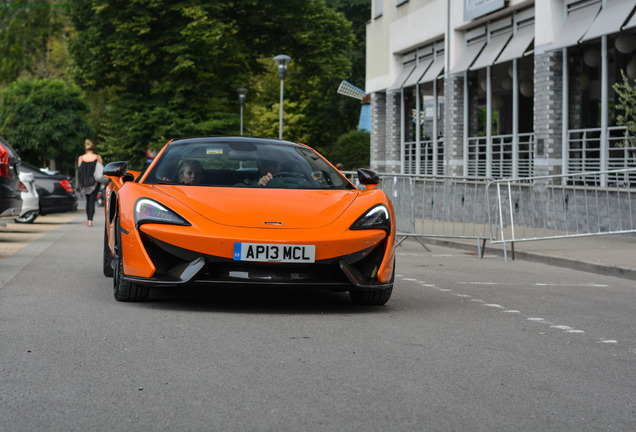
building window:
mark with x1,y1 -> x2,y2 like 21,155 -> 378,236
374,0 -> 383,18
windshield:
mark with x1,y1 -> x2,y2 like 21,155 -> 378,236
144,139 -> 355,190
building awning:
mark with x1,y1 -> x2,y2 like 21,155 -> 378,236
582,0 -> 636,41
470,31 -> 513,70
402,58 -> 433,88
419,55 -> 445,84
449,41 -> 486,75
387,63 -> 416,92
549,1 -> 602,51
495,24 -> 534,64
625,5 -> 636,30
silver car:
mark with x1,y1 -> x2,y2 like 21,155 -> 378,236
15,171 -> 39,224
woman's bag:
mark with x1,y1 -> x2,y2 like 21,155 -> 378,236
94,161 -> 110,185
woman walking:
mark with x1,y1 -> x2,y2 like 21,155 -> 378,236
77,139 -> 103,227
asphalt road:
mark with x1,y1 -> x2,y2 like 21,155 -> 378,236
0,214 -> 634,431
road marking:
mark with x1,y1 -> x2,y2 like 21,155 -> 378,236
459,281 -> 609,288
397,274 -> 625,350
550,325 -> 573,330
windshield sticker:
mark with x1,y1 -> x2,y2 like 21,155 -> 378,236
206,148 -> 224,155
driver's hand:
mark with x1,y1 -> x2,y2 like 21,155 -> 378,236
258,172 -> 273,186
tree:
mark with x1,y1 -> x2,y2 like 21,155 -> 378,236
327,129 -> 370,169
68,1 -> 244,168
0,5 -> 67,85
68,0 -> 356,168
0,79 -> 92,174
226,0 -> 356,149
613,70 -> 636,139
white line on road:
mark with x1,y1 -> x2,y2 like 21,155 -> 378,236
458,281 -> 609,288
397,275 -> 624,349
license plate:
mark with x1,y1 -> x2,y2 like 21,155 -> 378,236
233,243 -> 315,263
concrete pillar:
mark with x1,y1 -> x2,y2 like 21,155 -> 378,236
445,74 -> 465,176
533,51 -> 564,177
370,92 -> 386,171
385,91 -> 401,172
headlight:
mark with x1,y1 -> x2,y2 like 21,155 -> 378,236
350,204 -> 390,232
134,198 -> 190,227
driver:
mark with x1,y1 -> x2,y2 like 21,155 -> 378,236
256,152 -> 283,187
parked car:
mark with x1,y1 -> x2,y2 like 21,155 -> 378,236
19,162 -> 78,216
102,137 -> 396,304
15,171 -> 39,223
97,185 -> 106,207
0,137 -> 23,220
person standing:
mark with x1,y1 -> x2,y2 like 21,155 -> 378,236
77,139 -> 103,227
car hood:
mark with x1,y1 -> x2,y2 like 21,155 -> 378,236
153,186 -> 359,229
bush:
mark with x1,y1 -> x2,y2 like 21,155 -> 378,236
326,129 -> 370,170
613,70 -> 636,139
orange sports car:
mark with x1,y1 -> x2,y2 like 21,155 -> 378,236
102,137 -> 395,305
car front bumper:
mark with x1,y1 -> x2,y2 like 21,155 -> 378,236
122,230 -> 393,291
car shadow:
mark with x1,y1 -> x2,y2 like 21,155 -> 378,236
143,285 -> 392,315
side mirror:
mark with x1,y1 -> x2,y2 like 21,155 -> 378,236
104,161 -> 128,177
357,168 -> 380,185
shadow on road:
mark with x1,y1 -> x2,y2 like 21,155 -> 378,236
138,285 -> 393,315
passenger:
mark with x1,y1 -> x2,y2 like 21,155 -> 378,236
178,159 -> 204,185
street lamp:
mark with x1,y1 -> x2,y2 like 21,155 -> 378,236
273,54 -> 291,139
236,87 -> 248,136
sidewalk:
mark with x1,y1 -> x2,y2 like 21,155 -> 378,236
412,233 -> 636,281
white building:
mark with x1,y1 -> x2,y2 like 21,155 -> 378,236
366,0 -> 636,186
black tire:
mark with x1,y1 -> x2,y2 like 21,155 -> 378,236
15,210 -> 38,224
350,285 -> 393,306
103,224 -> 114,277
350,261 -> 395,306
113,214 -> 149,302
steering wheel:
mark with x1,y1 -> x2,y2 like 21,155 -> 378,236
272,171 -> 304,179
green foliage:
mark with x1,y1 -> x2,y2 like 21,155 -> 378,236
249,100 -> 310,144
326,129 -> 370,170
0,79 -> 92,173
68,1 -> 244,168
613,70 -> 636,139
0,6 -> 68,84
67,0 -> 357,168
324,0 -> 371,131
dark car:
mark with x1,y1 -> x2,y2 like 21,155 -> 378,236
0,137 -> 23,220
19,162 -> 78,216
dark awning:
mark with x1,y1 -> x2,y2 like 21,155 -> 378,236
495,24 -> 534,64
582,0 -> 636,41
403,59 -> 433,88
625,4 -> 636,30
549,1 -> 601,51
470,31 -> 513,70
387,63 -> 416,92
449,41 -> 486,75
419,55 -> 445,84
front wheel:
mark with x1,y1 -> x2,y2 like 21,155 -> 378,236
349,261 -> 395,306
103,224 -> 113,277
350,285 -> 393,306
113,214 -> 149,302
15,210 -> 38,224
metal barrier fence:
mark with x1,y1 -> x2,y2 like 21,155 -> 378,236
486,168 -> 636,261
344,172 -> 493,257
345,169 -> 636,261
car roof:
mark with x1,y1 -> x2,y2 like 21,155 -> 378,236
168,136 -> 306,149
